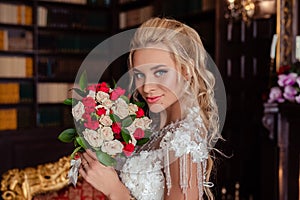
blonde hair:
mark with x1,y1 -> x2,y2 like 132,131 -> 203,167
128,17 -> 221,199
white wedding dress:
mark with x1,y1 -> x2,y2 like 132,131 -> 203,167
120,107 -> 212,200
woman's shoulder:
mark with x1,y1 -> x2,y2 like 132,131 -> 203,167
159,106 -> 209,162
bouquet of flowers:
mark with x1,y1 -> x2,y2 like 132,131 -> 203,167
268,63 -> 300,104
58,71 -> 152,185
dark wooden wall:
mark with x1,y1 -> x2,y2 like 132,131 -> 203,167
214,1 -> 277,199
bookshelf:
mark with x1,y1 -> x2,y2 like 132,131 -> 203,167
0,0 -> 158,176
0,0 -> 218,187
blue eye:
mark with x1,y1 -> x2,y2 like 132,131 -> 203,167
134,73 -> 144,79
154,70 -> 167,77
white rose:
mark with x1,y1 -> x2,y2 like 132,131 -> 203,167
96,91 -> 109,103
87,90 -> 96,98
133,118 -> 145,129
82,129 -> 103,148
126,123 -> 136,135
101,140 -> 124,156
72,101 -> 85,121
99,127 -> 114,141
130,136 -> 137,146
128,103 -> 138,115
102,98 -> 114,109
143,117 -> 152,129
99,115 -> 113,127
112,98 -> 129,119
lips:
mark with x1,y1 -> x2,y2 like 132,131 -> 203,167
146,96 -> 161,103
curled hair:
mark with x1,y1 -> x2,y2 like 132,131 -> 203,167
128,17 -> 221,199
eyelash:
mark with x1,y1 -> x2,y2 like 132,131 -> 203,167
154,70 -> 167,77
134,70 -> 168,80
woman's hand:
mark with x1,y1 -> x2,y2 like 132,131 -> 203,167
79,149 -> 131,200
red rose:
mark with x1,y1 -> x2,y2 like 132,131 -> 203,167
123,143 -> 135,156
112,122 -> 121,134
114,133 -> 121,139
96,82 -> 109,93
133,128 -> 144,140
136,107 -> 144,118
110,87 -> 126,101
82,97 -> 95,107
96,107 -> 106,116
84,119 -> 99,130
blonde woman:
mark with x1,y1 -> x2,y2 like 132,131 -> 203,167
79,17 -> 222,200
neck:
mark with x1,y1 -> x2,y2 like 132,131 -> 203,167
159,100 -> 183,129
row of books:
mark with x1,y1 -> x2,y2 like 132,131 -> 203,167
0,29 -> 33,51
0,83 -> 34,104
0,106 -> 73,130
162,0 -> 215,17
37,83 -> 73,103
0,3 -> 32,25
38,6 -> 108,29
0,56 -> 33,78
37,105 -> 73,127
38,57 -> 81,80
38,34 -> 106,52
119,5 -> 154,29
40,0 -> 111,6
39,0 -> 87,4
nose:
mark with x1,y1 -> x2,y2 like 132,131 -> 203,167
142,77 -> 156,94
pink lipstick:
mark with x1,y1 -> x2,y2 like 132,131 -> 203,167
146,96 -> 161,103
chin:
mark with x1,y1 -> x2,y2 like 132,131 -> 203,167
148,104 -> 165,113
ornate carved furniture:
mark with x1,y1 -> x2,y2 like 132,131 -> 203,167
262,102 -> 300,200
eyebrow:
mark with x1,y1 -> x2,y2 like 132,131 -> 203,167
133,64 -> 167,72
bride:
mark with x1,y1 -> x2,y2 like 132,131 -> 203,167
79,17 -> 221,200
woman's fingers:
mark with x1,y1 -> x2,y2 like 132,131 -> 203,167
86,149 -> 98,160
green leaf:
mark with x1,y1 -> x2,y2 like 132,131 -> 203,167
110,114 -> 121,122
134,101 -> 145,108
96,150 -> 117,167
121,129 -> 131,143
122,116 -> 134,127
76,136 -> 88,149
79,71 -> 88,90
72,88 -> 87,97
144,130 -> 152,138
58,128 -> 76,143
136,138 -> 149,145
71,146 -> 83,159
120,95 -> 129,104
63,98 -> 73,105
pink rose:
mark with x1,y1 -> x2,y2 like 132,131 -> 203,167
133,128 -> 144,140
84,119 -> 99,130
82,97 -> 95,107
110,87 -> 126,101
87,84 -> 97,91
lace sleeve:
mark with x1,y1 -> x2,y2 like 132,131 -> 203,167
160,107 -> 213,199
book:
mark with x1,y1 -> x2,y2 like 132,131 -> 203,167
0,56 -> 33,78
0,83 -> 20,104
0,108 -> 17,130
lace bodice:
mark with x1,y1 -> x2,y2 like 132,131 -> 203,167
120,107 -> 211,200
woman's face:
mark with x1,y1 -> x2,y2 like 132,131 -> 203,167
132,48 -> 184,113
